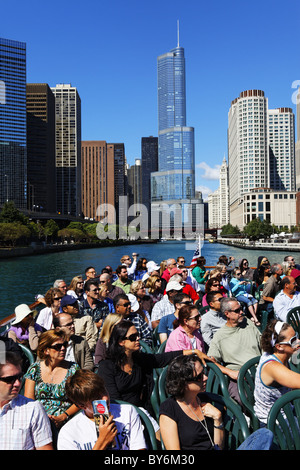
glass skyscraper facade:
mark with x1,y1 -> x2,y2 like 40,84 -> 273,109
0,38 -> 27,209
151,45 -> 195,203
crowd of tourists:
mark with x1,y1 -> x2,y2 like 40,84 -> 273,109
1,251 -> 300,450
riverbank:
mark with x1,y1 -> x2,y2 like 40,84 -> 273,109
0,238 -> 158,259
218,237 -> 300,252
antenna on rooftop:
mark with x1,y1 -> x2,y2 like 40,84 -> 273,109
177,20 -> 180,47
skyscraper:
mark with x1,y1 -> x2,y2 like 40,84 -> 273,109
81,140 -> 115,222
26,83 -> 56,213
0,38 -> 27,209
51,84 -> 81,216
228,89 -> 269,222
151,42 -> 195,203
151,32 -> 201,237
268,107 -> 295,191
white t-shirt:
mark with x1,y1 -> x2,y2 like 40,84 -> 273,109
57,404 -> 146,450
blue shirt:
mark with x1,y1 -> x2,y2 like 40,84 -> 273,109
158,313 -> 176,338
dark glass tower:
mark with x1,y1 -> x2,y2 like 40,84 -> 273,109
0,38 -> 27,209
151,43 -> 195,203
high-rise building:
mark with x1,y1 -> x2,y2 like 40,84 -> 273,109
26,84 -> 56,213
51,84 -> 81,216
141,136 -> 158,210
127,158 -> 142,207
208,156 -> 229,228
151,44 -> 195,203
151,35 -> 202,237
107,143 -> 126,224
0,38 -> 27,209
268,107 -> 295,191
296,88 -> 300,192
228,90 -> 269,225
81,140 -> 115,222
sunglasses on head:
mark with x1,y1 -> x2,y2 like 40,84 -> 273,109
49,341 -> 68,351
124,332 -> 139,342
0,373 -> 23,384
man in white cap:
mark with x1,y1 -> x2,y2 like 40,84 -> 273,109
142,260 -> 160,283
150,280 -> 183,329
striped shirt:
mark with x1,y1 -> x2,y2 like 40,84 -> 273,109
0,394 -> 52,450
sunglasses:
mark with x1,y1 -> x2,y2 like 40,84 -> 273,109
124,333 -> 139,342
229,307 -> 243,314
188,314 -> 201,322
49,341 -> 68,351
118,302 -> 131,308
54,297 -> 63,301
279,333 -> 299,348
180,301 -> 192,305
0,373 -> 23,384
186,370 -> 205,383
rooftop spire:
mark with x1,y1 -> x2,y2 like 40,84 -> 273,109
177,20 -> 180,47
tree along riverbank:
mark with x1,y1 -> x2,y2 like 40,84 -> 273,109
0,239 -> 158,260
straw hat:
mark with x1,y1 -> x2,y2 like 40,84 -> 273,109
11,304 -> 35,325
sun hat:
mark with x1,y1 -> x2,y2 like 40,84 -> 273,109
127,293 -> 140,312
11,304 -> 35,325
166,281 -> 183,292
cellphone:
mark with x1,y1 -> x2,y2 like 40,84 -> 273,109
92,400 -> 116,447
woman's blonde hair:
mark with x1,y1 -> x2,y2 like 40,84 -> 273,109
68,275 -> 83,291
146,275 -> 161,293
130,280 -> 144,296
37,329 -> 67,363
100,313 -> 123,343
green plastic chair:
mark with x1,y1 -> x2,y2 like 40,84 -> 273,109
267,389 -> 300,450
199,305 -> 210,316
204,362 -> 230,399
237,356 -> 260,432
18,343 -> 36,394
286,307 -> 300,337
139,339 -> 153,354
158,361 -> 230,404
207,392 -> 251,450
112,400 -> 158,450
151,326 -> 161,352
254,284 -> 264,301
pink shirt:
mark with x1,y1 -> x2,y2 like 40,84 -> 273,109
165,325 -> 205,353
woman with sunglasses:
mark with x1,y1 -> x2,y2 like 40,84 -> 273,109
97,320 -> 210,435
35,287 -> 64,331
254,319 -> 300,426
229,267 -> 260,326
67,275 -> 85,301
24,329 -> 80,441
239,259 -> 254,281
165,305 -> 205,353
159,354 -> 224,450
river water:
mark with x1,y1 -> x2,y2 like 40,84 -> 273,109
0,240 -> 298,321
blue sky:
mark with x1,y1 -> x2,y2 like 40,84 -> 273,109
2,0 -> 300,199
